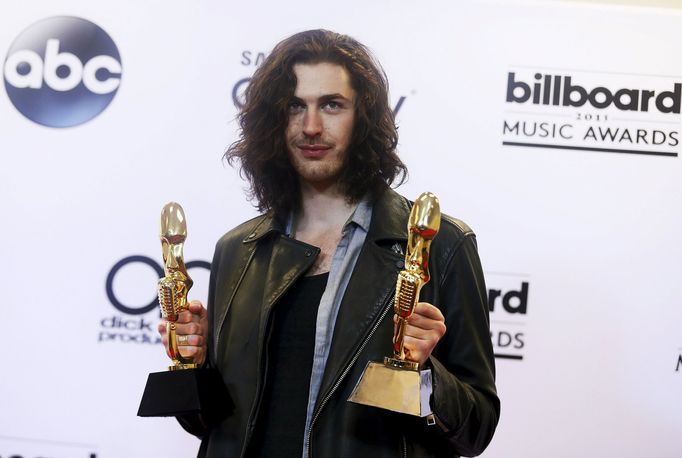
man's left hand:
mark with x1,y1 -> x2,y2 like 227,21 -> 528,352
395,302 -> 447,366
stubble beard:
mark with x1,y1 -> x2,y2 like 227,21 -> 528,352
290,153 -> 344,190
287,138 -> 347,191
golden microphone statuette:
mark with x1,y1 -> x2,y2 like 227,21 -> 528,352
348,192 -> 440,417
138,202 -> 232,419
158,202 -> 196,370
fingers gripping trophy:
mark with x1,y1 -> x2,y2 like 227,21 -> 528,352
349,192 -> 440,418
138,203 -> 230,419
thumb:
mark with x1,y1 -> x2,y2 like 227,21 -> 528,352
188,300 -> 207,317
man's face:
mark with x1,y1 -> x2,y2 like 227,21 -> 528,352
285,62 -> 356,190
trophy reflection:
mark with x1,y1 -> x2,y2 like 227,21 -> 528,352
348,192 -> 440,417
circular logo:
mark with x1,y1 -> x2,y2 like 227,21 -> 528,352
3,16 -> 122,127
106,256 -> 211,315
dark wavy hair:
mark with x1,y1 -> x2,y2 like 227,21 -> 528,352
224,29 -> 407,216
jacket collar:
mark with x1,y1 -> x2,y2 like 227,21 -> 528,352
241,212 -> 283,243
365,187 -> 410,244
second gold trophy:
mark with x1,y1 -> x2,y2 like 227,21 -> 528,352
348,192 -> 441,417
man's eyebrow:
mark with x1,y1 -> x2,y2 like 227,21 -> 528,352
289,93 -> 353,104
319,93 -> 351,102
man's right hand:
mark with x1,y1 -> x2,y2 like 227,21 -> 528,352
158,299 -> 208,366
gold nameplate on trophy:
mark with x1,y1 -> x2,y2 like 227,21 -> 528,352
348,192 -> 440,417
159,202 -> 197,370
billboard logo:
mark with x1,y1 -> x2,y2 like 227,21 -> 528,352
489,281 -> 528,315
507,73 -> 681,114
487,274 -> 530,361
501,67 -> 680,158
3,16 -> 122,127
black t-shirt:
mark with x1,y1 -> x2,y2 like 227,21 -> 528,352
250,272 -> 329,457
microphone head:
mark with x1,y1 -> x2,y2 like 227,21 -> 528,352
395,270 -> 419,319
158,276 -> 178,321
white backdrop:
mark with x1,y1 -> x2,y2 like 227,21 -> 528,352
2,1 -> 681,457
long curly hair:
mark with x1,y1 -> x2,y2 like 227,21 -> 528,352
225,29 -> 407,216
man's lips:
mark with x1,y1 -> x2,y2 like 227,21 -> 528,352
297,144 -> 331,158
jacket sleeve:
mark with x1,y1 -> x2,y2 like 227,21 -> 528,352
175,238 -> 224,438
424,233 -> 500,456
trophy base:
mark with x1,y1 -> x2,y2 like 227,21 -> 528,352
348,360 -> 433,417
137,367 -> 232,420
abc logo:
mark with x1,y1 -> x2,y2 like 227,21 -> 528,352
3,16 -> 122,127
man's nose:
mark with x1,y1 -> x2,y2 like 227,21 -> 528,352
302,109 -> 323,137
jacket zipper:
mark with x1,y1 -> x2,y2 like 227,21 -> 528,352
305,289 -> 395,457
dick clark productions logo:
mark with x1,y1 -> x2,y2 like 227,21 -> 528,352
3,16 -> 122,127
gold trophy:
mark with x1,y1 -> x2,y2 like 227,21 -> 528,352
158,202 -> 196,370
348,192 -> 440,417
138,202 -> 231,419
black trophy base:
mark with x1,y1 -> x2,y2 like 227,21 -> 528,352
137,368 -> 232,421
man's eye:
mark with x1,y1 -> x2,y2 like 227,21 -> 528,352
323,101 -> 341,111
288,102 -> 305,113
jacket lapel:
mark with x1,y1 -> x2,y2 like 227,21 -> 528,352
257,235 -> 320,344
226,213 -> 320,348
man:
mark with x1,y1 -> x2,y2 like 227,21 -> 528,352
159,29 -> 499,457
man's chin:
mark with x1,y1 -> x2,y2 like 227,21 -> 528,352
297,173 -> 344,193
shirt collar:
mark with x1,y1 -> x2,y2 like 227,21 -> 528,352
346,195 -> 372,232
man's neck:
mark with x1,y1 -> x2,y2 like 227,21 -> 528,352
295,182 -> 356,236
293,183 -> 356,275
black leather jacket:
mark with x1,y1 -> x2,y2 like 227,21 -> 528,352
182,188 -> 500,457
